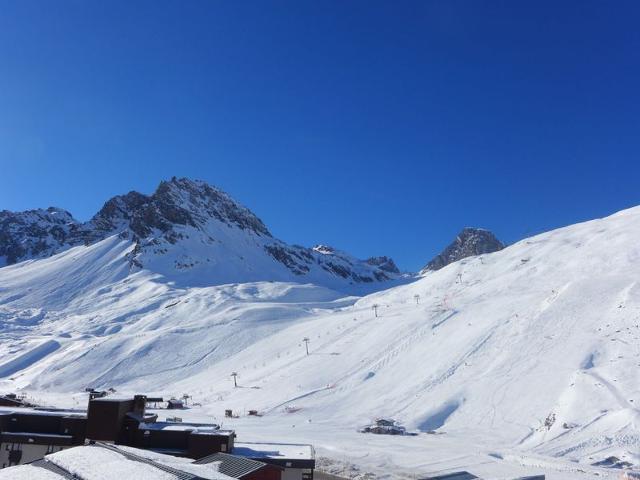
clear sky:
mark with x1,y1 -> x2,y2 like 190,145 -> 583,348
1,1 -> 639,271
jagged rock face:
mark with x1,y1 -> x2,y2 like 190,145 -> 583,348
265,243 -> 394,283
366,256 -> 400,274
151,178 -> 271,237
264,244 -> 312,275
0,178 -> 401,288
87,191 -> 150,240
422,227 -> 504,272
0,208 -> 80,266
87,178 -> 271,242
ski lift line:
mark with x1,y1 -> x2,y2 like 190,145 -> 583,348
318,308 -> 457,392
242,312 -> 442,414
227,307 -> 454,400
220,326 -> 351,391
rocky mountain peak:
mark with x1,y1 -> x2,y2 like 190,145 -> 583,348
366,256 -> 400,274
89,177 -> 271,241
156,177 -> 271,237
422,227 -> 504,272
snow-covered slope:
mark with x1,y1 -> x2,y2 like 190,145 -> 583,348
163,206 -> 638,476
1,205 -> 639,478
0,235 -> 355,390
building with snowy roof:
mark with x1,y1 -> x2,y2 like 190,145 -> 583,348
0,393 -> 234,469
0,442 -> 239,480
233,442 -> 315,480
87,395 -> 235,458
0,407 -> 87,468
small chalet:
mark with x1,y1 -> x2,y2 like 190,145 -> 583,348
167,398 -> 185,409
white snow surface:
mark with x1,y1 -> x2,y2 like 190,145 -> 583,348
1,206 -> 640,479
0,464 -> 64,480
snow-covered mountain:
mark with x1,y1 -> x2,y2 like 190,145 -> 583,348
422,227 -> 505,272
1,195 -> 639,478
0,178 -> 404,292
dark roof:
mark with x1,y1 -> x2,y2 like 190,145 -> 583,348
421,472 -> 480,480
30,459 -> 78,479
194,452 -> 280,478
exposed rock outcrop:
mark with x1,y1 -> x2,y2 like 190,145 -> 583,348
422,227 -> 504,272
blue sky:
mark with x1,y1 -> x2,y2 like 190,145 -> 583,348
1,1 -> 639,271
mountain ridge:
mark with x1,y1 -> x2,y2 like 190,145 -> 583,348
0,177 -> 405,292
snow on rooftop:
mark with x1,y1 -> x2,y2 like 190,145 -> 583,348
139,421 -> 227,435
10,444 -> 239,480
0,406 -> 85,417
234,442 -> 314,460
0,464 -> 64,480
47,446 -> 180,480
113,444 -> 234,480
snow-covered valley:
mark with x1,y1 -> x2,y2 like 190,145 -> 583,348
1,184 -> 639,479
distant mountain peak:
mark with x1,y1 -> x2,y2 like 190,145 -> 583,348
155,177 -> 271,237
312,244 -> 335,255
0,207 -> 80,266
88,177 -> 271,241
366,256 -> 400,274
0,178 -> 402,292
422,227 -> 504,272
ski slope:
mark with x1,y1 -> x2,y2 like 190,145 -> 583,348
0,235 -> 355,391
1,207 -> 640,478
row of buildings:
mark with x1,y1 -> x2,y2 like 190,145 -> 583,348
0,393 -> 314,480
